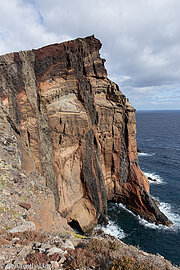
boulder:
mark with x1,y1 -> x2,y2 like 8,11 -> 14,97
9,221 -> 36,233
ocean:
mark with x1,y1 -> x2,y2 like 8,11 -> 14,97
102,110 -> 180,266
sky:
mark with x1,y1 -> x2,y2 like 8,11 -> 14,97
0,0 -> 180,110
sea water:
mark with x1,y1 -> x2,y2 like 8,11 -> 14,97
102,111 -> 180,266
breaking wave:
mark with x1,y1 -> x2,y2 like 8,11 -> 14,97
144,139 -> 155,142
117,201 -> 180,232
138,152 -> 155,157
144,172 -> 165,184
159,201 -> 180,230
117,203 -> 136,216
100,220 -> 126,239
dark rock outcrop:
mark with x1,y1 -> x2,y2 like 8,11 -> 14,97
0,35 -> 172,232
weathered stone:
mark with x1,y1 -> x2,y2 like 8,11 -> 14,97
47,247 -> 65,256
9,221 -> 36,233
50,261 -> 59,269
63,239 -> 74,250
18,202 -> 31,210
32,242 -> 42,250
5,263 -> 14,270
12,237 -> 20,242
41,243 -> 52,250
6,146 -> 15,152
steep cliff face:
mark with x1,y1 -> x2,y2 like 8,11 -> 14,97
0,35 -> 172,232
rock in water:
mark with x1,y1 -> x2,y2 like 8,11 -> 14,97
148,176 -> 156,182
0,35 -> 172,232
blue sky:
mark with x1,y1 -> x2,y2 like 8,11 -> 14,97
0,0 -> 180,110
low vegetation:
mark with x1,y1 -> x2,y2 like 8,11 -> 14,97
0,230 -> 177,269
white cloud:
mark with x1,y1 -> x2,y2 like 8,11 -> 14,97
0,0 -> 72,54
0,0 -> 180,109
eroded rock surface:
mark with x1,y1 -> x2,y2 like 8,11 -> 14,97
0,100 -> 71,233
0,35 -> 172,232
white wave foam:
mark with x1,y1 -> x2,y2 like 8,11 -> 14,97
116,203 -> 162,230
117,203 -> 136,216
138,152 -> 155,157
144,172 -> 165,184
137,216 -> 165,230
100,220 -> 126,239
116,202 -> 163,230
117,201 -> 180,232
159,201 -> 180,230
138,200 -> 180,231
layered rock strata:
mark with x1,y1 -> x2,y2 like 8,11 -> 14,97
0,35 -> 172,232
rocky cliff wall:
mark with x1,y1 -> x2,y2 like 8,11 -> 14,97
0,35 -> 172,232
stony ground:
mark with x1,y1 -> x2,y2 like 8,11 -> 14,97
0,228 -> 179,270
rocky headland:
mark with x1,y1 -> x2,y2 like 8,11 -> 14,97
0,35 -> 177,269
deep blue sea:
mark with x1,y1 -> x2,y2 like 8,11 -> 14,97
102,110 -> 180,266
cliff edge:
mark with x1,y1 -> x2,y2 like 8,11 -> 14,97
0,35 -> 172,232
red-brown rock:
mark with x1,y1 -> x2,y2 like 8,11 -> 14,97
18,202 -> 31,210
0,35 -> 172,232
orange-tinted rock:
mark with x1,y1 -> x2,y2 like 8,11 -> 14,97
0,35 -> 172,232
27,216 -> 40,231
18,202 -> 31,210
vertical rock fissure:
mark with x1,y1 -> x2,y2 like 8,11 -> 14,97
19,50 -> 59,209
27,129 -> 31,146
119,111 -> 130,184
7,85 -> 20,126
83,129 -> 107,220
67,48 -> 97,126
5,69 -> 20,125
111,106 -> 116,177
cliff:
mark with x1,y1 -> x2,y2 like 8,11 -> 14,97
0,35 -> 172,232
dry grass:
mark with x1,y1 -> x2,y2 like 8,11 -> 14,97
0,231 -> 47,246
